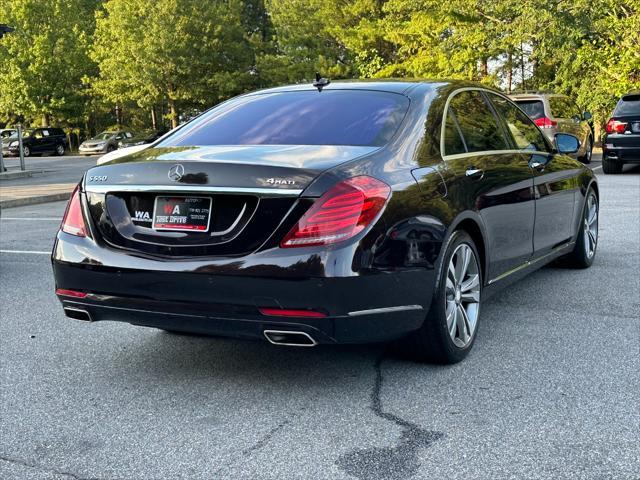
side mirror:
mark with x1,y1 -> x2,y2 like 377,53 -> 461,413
583,111 -> 592,121
555,133 -> 580,154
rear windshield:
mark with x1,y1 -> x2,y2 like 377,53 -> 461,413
160,91 -> 410,147
514,100 -> 545,120
614,95 -> 640,116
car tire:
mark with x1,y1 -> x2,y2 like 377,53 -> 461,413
55,144 -> 65,156
564,188 -> 598,268
23,146 -> 30,157
402,230 -> 482,364
602,157 -> 622,174
579,137 -> 592,164
107,145 -> 116,153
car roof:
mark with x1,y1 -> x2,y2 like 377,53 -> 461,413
244,79 -> 476,97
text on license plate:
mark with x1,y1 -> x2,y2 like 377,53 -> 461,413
152,196 -> 212,231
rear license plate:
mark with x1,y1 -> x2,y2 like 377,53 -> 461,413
632,122 -> 640,133
152,196 -> 211,231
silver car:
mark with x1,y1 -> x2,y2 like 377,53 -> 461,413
509,93 -> 594,163
79,130 -> 134,155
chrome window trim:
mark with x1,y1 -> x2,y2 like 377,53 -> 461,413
440,87 -> 551,161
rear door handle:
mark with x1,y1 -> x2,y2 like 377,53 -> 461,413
465,168 -> 484,179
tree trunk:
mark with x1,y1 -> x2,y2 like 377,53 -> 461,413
168,97 -> 178,129
151,107 -> 157,130
480,57 -> 488,78
41,113 -> 50,127
507,52 -> 513,93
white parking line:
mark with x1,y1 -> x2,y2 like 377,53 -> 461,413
0,249 -> 51,255
1,218 -> 61,221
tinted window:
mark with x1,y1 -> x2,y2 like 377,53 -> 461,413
443,110 -> 466,155
614,95 -> 640,116
161,91 -> 409,147
549,97 -> 580,119
445,90 -> 509,154
513,100 -> 545,120
489,94 -> 549,152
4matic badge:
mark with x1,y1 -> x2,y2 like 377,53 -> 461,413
265,178 -> 296,186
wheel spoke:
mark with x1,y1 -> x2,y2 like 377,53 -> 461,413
447,301 -> 457,336
456,305 -> 470,343
455,246 -> 469,284
588,230 -> 596,250
460,274 -> 479,294
461,290 -> 480,303
448,260 -> 456,284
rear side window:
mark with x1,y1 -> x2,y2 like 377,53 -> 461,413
513,100 -> 545,120
161,91 -> 410,147
614,95 -> 640,116
444,90 -> 509,155
489,94 -> 549,152
549,97 -> 580,119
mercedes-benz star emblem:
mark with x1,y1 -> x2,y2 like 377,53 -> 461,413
168,164 -> 185,182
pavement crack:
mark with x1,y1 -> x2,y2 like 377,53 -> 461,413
241,418 -> 290,457
0,454 -> 98,480
336,353 -> 445,480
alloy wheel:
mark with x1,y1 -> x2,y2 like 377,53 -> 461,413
56,144 -> 64,155
583,193 -> 598,258
445,243 -> 481,348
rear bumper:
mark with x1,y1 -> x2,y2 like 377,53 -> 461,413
52,232 -> 433,344
603,146 -> 640,163
604,134 -> 640,163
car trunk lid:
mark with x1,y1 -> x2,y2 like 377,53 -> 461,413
83,145 -> 377,257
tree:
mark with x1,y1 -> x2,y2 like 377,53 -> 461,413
91,0 -> 254,128
0,0 -> 98,127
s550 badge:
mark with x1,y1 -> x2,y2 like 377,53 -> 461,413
266,178 -> 295,185
88,175 -> 108,182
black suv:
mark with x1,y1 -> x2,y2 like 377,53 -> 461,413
603,92 -> 640,173
6,127 -> 68,157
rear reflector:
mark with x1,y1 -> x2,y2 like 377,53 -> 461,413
55,288 -> 88,298
606,119 -> 627,134
534,116 -> 558,129
280,176 -> 390,248
61,185 -> 87,237
259,307 -> 327,318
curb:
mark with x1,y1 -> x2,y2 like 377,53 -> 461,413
0,169 -> 45,180
0,192 -> 71,209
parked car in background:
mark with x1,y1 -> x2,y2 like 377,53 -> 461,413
53,80 -> 598,365
509,93 -> 593,163
5,127 -> 67,157
79,131 -> 134,155
1,128 -> 17,156
602,92 -> 640,174
1,128 -> 16,139
118,129 -> 167,148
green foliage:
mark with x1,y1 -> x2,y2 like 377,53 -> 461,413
1,0 -> 638,132
0,0 -> 98,127
91,0 -> 254,127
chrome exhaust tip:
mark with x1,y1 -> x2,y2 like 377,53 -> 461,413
263,330 -> 317,347
64,307 -> 92,322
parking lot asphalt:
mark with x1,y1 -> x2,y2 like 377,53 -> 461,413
0,160 -> 638,479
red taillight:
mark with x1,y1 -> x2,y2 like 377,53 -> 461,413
61,185 -> 87,237
55,288 -> 88,298
281,176 -> 391,248
533,116 -> 558,129
606,118 -> 627,134
258,307 -> 327,318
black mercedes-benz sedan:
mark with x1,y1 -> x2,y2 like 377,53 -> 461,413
52,80 -> 599,363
